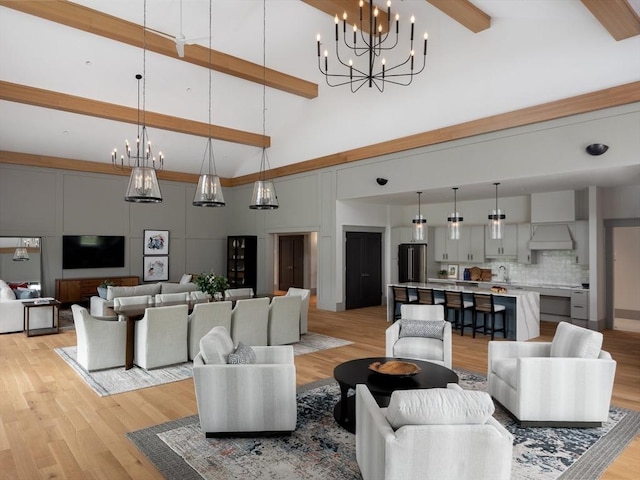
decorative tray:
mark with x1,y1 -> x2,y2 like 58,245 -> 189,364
368,360 -> 421,377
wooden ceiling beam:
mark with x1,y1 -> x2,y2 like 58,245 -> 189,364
0,0 -> 318,99
426,0 -> 490,33
0,81 -> 269,148
580,0 -> 640,40
302,0 -> 390,34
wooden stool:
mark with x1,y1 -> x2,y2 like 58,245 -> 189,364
417,288 -> 444,305
391,286 -> 417,320
444,290 -> 473,335
472,293 -> 506,340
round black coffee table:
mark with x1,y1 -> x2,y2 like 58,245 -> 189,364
333,357 -> 458,433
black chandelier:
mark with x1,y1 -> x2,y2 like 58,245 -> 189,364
316,0 -> 428,92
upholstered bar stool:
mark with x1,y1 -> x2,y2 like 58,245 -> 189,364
444,290 -> 473,335
417,288 -> 445,306
391,286 -> 417,320
472,293 -> 506,340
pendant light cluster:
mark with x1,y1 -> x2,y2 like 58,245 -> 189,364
249,0 -> 278,210
412,191 -> 426,242
447,187 -> 463,240
488,182 -> 506,239
112,0 -> 164,203
193,0 -> 225,207
12,238 -> 30,261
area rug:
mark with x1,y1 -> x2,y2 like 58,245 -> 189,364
54,333 -> 352,397
127,372 -> 640,480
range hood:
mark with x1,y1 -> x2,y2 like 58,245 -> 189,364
528,224 -> 575,250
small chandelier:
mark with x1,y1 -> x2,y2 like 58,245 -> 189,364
12,239 -> 29,261
250,0 -> 278,210
488,182 -> 506,240
448,187 -> 463,240
316,0 -> 428,92
412,191 -> 426,242
193,0 -> 225,207
112,0 -> 164,203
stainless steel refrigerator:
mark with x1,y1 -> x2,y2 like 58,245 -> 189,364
398,243 -> 428,283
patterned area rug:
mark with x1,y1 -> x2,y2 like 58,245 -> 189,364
54,334 -> 352,397
127,372 -> 640,480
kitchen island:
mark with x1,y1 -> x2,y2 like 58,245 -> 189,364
387,282 -> 540,341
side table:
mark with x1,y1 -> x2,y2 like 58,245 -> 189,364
23,299 -> 61,337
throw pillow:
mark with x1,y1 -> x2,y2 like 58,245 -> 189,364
399,319 -> 445,340
179,274 -> 193,284
0,286 -> 16,301
550,321 -> 603,358
227,342 -> 257,364
199,326 -> 234,364
15,287 -> 38,299
385,387 -> 495,429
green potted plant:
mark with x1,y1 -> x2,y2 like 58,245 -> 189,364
97,279 -> 116,299
438,269 -> 448,279
194,271 -> 229,300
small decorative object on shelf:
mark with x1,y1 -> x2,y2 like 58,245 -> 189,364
97,280 -> 116,299
194,272 -> 229,298
438,270 -> 448,279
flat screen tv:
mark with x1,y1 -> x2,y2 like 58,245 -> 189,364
62,235 -> 125,269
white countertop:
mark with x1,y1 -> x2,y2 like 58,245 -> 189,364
426,278 -> 588,292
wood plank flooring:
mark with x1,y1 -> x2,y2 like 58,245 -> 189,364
1,302 -> 638,479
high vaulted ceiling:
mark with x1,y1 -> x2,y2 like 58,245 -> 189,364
1,0 -> 639,204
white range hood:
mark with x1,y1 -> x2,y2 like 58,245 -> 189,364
528,224 -> 575,250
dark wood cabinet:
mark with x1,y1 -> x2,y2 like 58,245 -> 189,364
278,235 -> 304,291
227,236 -> 257,292
55,276 -> 139,304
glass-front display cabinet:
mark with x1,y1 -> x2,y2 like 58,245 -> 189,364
226,236 -> 257,292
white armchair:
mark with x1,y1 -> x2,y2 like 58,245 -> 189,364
268,295 -> 301,345
285,287 -> 310,334
193,326 -> 297,436
224,288 -> 254,299
71,305 -> 126,371
488,321 -> 616,427
356,383 -> 513,480
188,301 -> 232,360
230,297 -> 270,346
134,304 -> 189,369
386,304 -> 452,369
155,292 -> 189,303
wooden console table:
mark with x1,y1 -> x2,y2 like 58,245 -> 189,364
55,276 -> 139,304
23,299 -> 61,337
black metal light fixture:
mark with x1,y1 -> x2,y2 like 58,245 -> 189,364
412,191 -> 426,242
250,0 -> 278,210
316,0 -> 428,92
488,182 -> 506,240
112,0 -> 164,203
447,187 -> 463,240
193,0 -> 225,207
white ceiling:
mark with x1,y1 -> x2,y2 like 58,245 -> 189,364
0,0 -> 639,205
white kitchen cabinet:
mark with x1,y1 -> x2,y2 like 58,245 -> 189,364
517,223 -> 537,264
434,226 -> 457,262
457,225 -> 485,262
571,289 -> 589,320
485,224 -> 517,258
572,220 -> 589,266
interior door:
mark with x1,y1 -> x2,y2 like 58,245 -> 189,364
345,232 -> 382,309
278,235 -> 304,290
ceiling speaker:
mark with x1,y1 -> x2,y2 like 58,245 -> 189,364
376,177 -> 388,186
585,143 -> 609,156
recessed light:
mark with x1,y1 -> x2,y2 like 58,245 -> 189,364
85,60 -> 92,66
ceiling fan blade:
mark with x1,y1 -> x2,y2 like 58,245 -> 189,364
175,40 -> 185,58
144,26 -> 175,41
182,36 -> 212,45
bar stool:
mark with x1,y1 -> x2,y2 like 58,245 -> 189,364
392,286 -> 416,320
417,288 -> 445,306
444,290 -> 473,335
472,293 -> 506,340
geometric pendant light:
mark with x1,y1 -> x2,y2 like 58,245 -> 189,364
193,0 -> 225,207
488,182 -> 506,240
412,191 -> 426,242
447,187 -> 463,240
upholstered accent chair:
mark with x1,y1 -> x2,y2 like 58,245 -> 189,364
285,287 -> 311,334
190,290 -> 210,301
267,295 -> 302,345
230,297 -> 270,346
488,321 -> 617,427
193,326 -> 297,436
155,292 -> 189,303
71,305 -> 126,371
134,304 -> 189,369
187,301 -> 232,360
113,295 -> 152,307
386,304 -> 452,369
356,383 -> 513,480
224,288 -> 255,299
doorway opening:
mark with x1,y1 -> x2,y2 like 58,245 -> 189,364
612,225 -> 640,332
273,232 -> 317,297
345,231 -> 382,309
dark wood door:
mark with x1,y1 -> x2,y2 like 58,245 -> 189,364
345,232 -> 382,309
279,235 -> 304,290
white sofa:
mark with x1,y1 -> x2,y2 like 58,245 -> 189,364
0,280 -> 54,333
90,282 -> 197,316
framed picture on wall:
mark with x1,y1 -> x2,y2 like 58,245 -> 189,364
447,264 -> 459,279
144,230 -> 169,255
144,256 -> 169,282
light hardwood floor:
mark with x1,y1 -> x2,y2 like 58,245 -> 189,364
1,302 -> 638,479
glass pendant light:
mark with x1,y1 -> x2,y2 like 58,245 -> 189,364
193,0 -> 225,207
412,191 -> 426,242
488,182 -> 506,239
447,187 -> 463,240
12,239 -> 29,261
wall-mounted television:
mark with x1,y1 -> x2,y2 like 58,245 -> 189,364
62,235 -> 125,269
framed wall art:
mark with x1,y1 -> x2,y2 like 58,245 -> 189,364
144,230 -> 169,255
144,256 -> 169,282
447,264 -> 459,279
